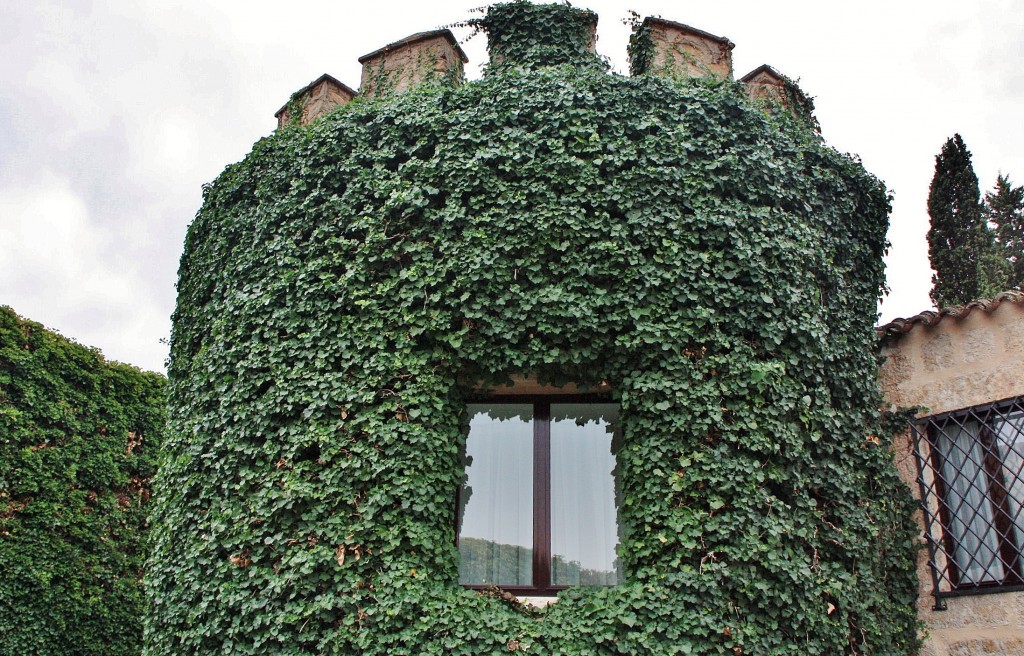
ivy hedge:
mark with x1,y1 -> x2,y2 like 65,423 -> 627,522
0,306 -> 166,656
148,3 -> 920,654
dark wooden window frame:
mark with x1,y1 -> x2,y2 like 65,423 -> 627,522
457,393 -> 617,597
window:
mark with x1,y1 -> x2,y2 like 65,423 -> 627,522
456,398 -> 622,595
913,396 -> 1024,604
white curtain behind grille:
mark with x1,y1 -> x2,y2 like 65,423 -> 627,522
995,410 -> 1024,558
937,420 -> 1004,584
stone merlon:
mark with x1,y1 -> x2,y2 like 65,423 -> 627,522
358,28 -> 468,98
275,73 -> 356,129
634,17 -> 734,80
740,65 -> 788,101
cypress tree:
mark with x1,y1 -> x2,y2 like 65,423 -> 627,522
984,173 -> 1024,290
927,134 -> 1004,306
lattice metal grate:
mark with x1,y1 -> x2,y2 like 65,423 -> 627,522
911,396 -> 1024,609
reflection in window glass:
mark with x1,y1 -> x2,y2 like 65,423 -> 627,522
550,403 -> 621,586
458,404 -> 533,586
996,411 -> 1024,554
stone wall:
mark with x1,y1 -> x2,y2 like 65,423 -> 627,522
879,299 -> 1024,655
741,65 -> 790,108
638,17 -> 733,80
359,29 -> 466,98
275,74 -> 354,129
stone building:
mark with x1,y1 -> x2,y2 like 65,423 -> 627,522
879,291 -> 1024,655
147,5 -> 920,653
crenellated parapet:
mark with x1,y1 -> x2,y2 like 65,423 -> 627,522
274,74 -> 355,129
740,64 -> 818,129
629,17 -> 734,80
358,29 -> 468,99
273,9 -> 812,129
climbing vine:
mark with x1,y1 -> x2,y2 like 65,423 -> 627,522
0,306 -> 166,656
462,0 -> 604,72
148,3 -> 920,654
625,11 -> 654,77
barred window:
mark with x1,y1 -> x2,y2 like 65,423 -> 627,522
912,396 -> 1024,606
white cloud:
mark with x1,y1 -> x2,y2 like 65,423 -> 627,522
0,175 -> 169,371
1,0 -> 1022,368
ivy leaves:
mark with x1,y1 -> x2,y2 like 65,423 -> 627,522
0,307 -> 166,656
150,4 -> 918,654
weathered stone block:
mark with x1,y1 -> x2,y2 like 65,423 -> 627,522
922,331 -> 957,373
947,637 -> 1024,655
741,64 -> 791,105
275,74 -> 355,129
633,17 -> 733,80
879,347 -> 914,406
962,327 -> 997,363
359,29 -> 467,98
1004,318 -> 1024,353
928,597 -> 1012,630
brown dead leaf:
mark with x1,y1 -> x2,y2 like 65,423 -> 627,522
229,552 -> 251,568
125,431 -> 143,455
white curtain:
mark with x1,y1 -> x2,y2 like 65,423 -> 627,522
458,404 -> 533,586
995,410 -> 1024,557
937,420 -> 1004,584
550,403 -> 621,586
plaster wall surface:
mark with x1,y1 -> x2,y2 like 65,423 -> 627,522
880,301 -> 1024,655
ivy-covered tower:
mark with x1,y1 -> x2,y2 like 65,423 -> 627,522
146,3 -> 920,654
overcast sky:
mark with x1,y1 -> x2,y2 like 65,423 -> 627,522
2,0 -> 1022,373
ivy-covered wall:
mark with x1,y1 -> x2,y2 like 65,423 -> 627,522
148,3 -> 921,654
0,306 -> 166,656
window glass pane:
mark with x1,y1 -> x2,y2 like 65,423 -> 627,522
550,403 -> 621,586
458,404 -> 533,586
994,409 -> 1024,556
936,419 -> 1004,584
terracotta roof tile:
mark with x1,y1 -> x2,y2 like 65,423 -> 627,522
876,291 -> 1024,339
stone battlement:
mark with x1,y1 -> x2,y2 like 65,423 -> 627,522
274,11 -> 809,128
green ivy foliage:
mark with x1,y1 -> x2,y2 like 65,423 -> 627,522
149,3 -> 920,654
0,306 -> 166,656
464,0 -> 604,72
625,12 -> 654,78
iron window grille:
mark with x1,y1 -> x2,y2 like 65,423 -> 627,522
912,395 -> 1024,609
